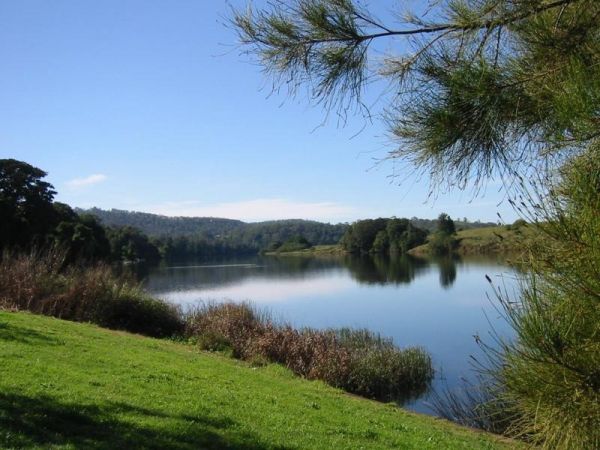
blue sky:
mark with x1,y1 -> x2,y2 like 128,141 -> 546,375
1,0 -> 517,224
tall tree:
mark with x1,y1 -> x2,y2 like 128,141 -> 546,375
0,159 -> 57,249
436,213 -> 456,236
232,2 -> 600,448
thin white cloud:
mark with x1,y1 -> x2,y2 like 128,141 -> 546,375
65,174 -> 107,189
140,198 -> 356,222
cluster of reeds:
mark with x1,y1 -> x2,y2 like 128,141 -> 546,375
185,302 -> 433,402
0,250 -> 183,338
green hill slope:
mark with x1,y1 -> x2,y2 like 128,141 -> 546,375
410,225 -> 535,257
0,312 -> 520,449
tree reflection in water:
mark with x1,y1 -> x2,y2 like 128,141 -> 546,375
137,253 -> 463,292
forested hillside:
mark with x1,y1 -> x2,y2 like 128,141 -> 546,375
80,208 -> 348,250
81,208 -> 244,238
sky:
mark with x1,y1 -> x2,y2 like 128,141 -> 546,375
0,0 -> 517,224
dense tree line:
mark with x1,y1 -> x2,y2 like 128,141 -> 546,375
223,219 -> 346,250
83,208 -> 348,252
1,160 -> 493,264
340,218 -> 427,255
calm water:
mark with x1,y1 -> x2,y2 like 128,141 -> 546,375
142,254 -> 518,415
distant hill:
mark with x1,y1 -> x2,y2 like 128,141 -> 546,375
78,208 -> 348,250
80,208 -> 244,238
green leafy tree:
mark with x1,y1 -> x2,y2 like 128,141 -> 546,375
340,218 -> 388,253
0,159 -> 57,249
436,214 -> 456,236
52,206 -> 111,262
233,1 -> 600,447
341,218 -> 426,254
106,226 -> 161,263
371,229 -> 389,253
429,213 -> 458,255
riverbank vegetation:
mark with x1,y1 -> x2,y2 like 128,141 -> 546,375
0,250 -> 183,338
185,302 -> 433,402
265,235 -> 313,253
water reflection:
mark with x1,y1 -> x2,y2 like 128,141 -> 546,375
436,256 -> 458,289
343,254 -> 430,285
142,253 -> 464,294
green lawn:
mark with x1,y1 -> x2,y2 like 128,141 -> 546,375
0,312 -> 521,449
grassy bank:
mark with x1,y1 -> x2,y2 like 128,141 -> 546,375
0,311 -> 521,449
409,225 -> 535,258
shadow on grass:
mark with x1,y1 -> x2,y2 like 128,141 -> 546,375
0,321 -> 62,346
0,391 -> 288,450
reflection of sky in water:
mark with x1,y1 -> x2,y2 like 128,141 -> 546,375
157,272 -> 354,304
144,256 -> 518,415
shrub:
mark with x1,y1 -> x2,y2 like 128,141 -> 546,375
184,301 -> 266,358
184,302 -> 433,402
0,250 -> 183,338
275,236 -> 312,253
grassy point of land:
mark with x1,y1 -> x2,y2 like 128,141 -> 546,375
0,311 -> 521,449
409,225 -> 535,258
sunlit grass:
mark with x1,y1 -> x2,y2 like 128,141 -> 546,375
0,311 -> 521,449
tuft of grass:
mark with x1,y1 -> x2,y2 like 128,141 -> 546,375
0,311 -> 522,449
336,328 -> 433,402
184,302 -> 433,402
